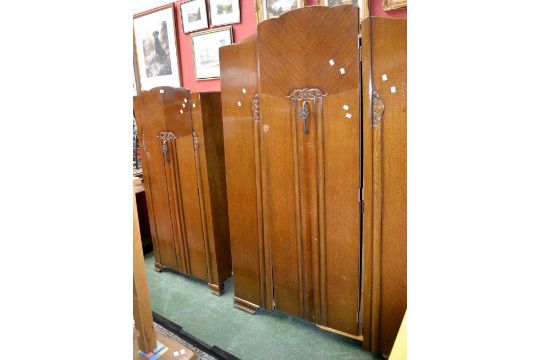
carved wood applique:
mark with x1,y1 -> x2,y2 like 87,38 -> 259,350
252,93 -> 260,123
372,90 -> 385,127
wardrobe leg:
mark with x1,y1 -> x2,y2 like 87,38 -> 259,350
154,262 -> 165,273
233,297 -> 259,314
208,282 -> 224,296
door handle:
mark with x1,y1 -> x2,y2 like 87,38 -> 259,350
299,100 -> 310,135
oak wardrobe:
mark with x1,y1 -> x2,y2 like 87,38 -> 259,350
134,87 -> 231,295
220,6 -> 406,356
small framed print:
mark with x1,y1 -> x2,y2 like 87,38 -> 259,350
323,0 -> 358,6
255,0 -> 304,23
180,0 -> 209,33
208,0 -> 241,27
133,5 -> 182,91
191,27 -> 233,80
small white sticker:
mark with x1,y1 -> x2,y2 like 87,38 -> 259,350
329,59 -> 335,66
390,86 -> 396,93
184,98 -> 188,103
159,89 -> 164,93
382,74 -> 388,81
242,88 -> 247,94
173,351 -> 180,357
182,103 -> 186,108
180,349 -> 186,355
342,104 -> 349,111
345,113 -> 352,119
339,68 -> 346,75
180,109 -> 183,114
237,101 -> 242,107
192,103 -> 196,108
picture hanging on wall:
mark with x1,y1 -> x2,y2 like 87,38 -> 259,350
208,0 -> 240,27
255,0 -> 304,23
323,0 -> 358,6
133,5 -> 181,90
382,0 -> 406,11
180,0 -> 209,33
191,26 -> 233,80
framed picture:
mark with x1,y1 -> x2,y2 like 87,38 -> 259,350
255,0 -> 304,23
382,0 -> 406,11
191,27 -> 233,80
208,0 -> 241,27
323,0 -> 358,6
180,0 -> 209,33
133,5 -> 182,91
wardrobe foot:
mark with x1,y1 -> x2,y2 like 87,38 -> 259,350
208,282 -> 224,296
233,297 -> 259,314
154,262 -> 165,272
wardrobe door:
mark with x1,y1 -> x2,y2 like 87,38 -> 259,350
134,88 -> 182,272
164,89 -> 209,281
220,36 -> 269,312
258,5 -> 361,335
361,17 -> 407,355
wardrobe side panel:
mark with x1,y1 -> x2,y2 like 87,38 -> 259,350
220,38 -> 265,308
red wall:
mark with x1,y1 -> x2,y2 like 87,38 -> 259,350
174,0 -> 405,92
174,0 -> 257,92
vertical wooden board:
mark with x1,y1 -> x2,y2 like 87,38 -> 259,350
200,93 -> 232,284
219,37 -> 264,308
362,17 -> 407,355
134,88 -> 179,270
260,94 -> 302,317
176,135 -> 209,280
374,17 -> 407,355
323,90 -> 361,335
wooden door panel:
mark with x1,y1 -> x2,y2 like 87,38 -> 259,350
361,17 -> 407,355
220,36 -> 266,310
260,95 -> 303,317
258,5 -> 361,333
323,91 -> 360,335
175,134 -> 209,281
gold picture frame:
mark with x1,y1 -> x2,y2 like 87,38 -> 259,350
255,0 -> 305,24
191,26 -> 233,80
382,0 -> 406,11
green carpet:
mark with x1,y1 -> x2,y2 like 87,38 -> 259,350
145,253 -> 379,360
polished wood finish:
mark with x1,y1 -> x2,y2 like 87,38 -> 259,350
361,17 -> 407,355
257,6 -> 361,335
134,87 -> 231,295
220,35 -> 269,310
191,92 -> 232,294
133,177 -> 157,354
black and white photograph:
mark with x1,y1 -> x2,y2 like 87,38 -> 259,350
324,0 -> 358,6
180,0 -> 209,33
191,27 -> 233,79
134,5 -> 181,90
209,0 -> 241,27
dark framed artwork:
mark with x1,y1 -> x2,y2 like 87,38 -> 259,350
133,5 -> 182,90
191,26 -> 233,80
180,0 -> 210,33
209,0 -> 241,27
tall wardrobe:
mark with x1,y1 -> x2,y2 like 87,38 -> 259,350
134,87 -> 232,295
220,6 -> 406,355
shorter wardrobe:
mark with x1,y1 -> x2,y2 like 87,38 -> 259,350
134,87 -> 231,295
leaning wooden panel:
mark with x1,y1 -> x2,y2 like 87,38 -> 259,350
258,5 -> 361,334
191,92 -> 232,295
361,17 -> 407,355
219,36 -> 268,312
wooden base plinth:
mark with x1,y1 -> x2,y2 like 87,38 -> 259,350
233,297 -> 259,314
317,324 -> 363,342
208,282 -> 224,296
